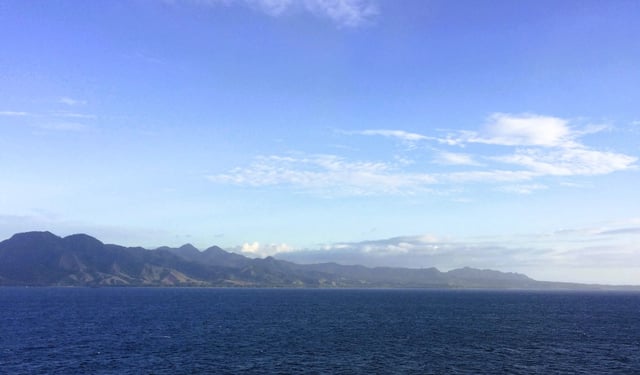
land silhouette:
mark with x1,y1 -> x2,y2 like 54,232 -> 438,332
0,231 -> 636,290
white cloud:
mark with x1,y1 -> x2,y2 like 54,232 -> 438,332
1,110 -> 95,120
573,123 -> 612,137
597,227 -> 640,236
59,97 -> 87,106
497,184 -> 548,195
471,114 -> 637,178
210,113 -> 637,196
494,147 -> 637,176
1,107 -> 95,132
465,113 -> 575,147
442,169 -> 535,183
52,111 -> 97,119
237,241 -> 293,257
353,129 -> 431,142
0,111 -> 30,117
552,218 -> 640,238
559,181 -> 588,188
208,154 -> 437,196
353,114 -> 605,149
303,0 -> 378,27
209,147 -> 634,196
246,0 -> 293,16
177,0 -> 378,27
241,241 -> 261,254
433,151 -> 482,166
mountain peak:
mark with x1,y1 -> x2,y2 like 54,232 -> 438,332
2,231 -> 62,248
203,245 -> 226,254
64,233 -> 102,241
9,231 -> 60,241
63,233 -> 104,247
179,243 -> 199,252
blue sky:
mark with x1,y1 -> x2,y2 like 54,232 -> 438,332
1,0 -> 639,284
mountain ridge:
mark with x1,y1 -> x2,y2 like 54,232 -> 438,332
0,231 -> 637,290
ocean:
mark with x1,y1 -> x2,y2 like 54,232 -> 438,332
1,288 -> 639,374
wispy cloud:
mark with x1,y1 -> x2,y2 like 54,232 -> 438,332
493,147 -> 636,176
0,111 -> 31,117
174,0 -> 378,27
1,104 -> 96,132
1,110 -> 95,120
357,113 -> 610,149
433,151 -> 482,166
303,0 -> 378,27
353,129 -> 431,142
52,111 -> 97,120
208,153 -> 545,196
58,97 -> 87,106
208,154 -> 436,196
443,169 -> 536,184
497,184 -> 548,195
210,113 -> 637,196
597,227 -> 640,236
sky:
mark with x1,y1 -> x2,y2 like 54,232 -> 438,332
1,0 -> 639,284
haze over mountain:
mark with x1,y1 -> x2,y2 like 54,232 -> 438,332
0,232 -> 636,290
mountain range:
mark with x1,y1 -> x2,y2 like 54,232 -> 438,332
0,231 -> 635,289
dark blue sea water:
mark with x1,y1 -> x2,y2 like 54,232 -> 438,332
1,288 -> 639,374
